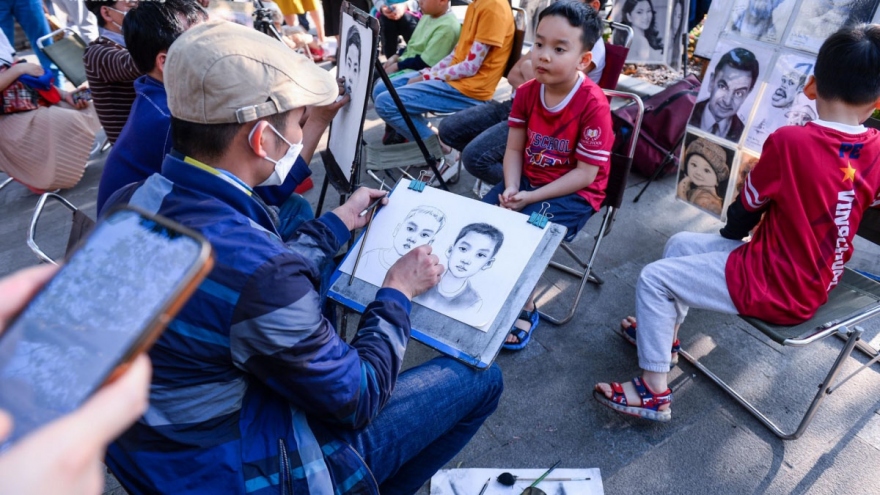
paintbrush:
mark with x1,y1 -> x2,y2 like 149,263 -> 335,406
517,460 -> 561,494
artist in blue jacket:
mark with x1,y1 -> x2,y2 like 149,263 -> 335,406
103,20 -> 503,495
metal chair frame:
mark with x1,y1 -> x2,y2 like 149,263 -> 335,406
680,209 -> 880,440
28,192 -> 94,264
538,89 -> 644,325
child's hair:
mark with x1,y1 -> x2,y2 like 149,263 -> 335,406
454,223 -> 504,257
814,23 -> 880,105
403,205 -> 447,232
346,25 -> 361,54
613,0 -> 663,51
684,138 -> 729,182
538,1 -> 602,51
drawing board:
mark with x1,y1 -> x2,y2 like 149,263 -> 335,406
329,179 -> 566,369
326,2 -> 379,192
338,180 -> 546,328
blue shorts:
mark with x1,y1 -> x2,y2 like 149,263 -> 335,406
482,177 -> 595,241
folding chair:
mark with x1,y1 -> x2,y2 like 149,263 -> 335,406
597,21 -> 633,91
680,207 -> 880,440
28,192 -> 95,264
361,134 -> 446,186
36,28 -> 88,87
537,89 -> 644,325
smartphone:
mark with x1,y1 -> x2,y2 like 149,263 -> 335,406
71,88 -> 92,104
0,206 -> 213,448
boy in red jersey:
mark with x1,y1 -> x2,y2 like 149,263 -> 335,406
482,1 -> 612,350
595,24 -> 880,422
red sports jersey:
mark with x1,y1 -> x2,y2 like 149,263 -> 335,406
726,121 -> 880,324
508,74 -> 613,211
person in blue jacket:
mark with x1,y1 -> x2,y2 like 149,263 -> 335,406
103,20 -> 503,495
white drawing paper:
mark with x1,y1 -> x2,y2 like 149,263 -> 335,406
339,179 -> 545,328
430,468 -> 604,495
744,53 -> 817,152
694,0 -> 733,58
328,8 -> 375,182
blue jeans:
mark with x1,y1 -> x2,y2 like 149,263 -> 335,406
374,79 -> 483,140
438,99 -> 514,185
371,72 -> 411,104
484,176 -> 595,241
334,357 -> 503,494
0,0 -> 59,85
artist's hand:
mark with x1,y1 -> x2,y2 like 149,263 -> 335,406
0,265 -> 152,495
500,189 -> 533,212
383,245 -> 444,299
13,62 -> 44,78
332,187 -> 389,231
303,77 -> 350,129
61,90 -> 89,110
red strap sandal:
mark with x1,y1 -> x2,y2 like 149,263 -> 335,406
593,377 -> 672,422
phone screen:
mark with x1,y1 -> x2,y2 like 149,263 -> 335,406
0,208 -> 207,447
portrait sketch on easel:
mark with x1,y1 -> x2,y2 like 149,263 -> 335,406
611,0 -> 668,64
326,2 -> 379,190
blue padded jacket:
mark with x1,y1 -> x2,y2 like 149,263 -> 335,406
104,152 -> 412,494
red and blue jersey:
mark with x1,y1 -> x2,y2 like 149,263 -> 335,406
509,74 -> 613,211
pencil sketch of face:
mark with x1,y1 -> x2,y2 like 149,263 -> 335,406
771,70 -> 807,109
445,224 -> 504,280
344,25 -> 361,95
392,206 -> 445,256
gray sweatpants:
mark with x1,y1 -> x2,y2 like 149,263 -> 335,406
635,232 -> 743,373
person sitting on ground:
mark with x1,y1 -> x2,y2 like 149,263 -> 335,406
0,31 -> 100,192
438,0 -> 605,193
484,1 -> 612,351
102,20 -> 503,495
374,0 -> 513,148
96,0 -> 207,214
374,0 -> 460,143
83,0 -> 141,143
594,23 -> 880,423
376,0 -> 420,60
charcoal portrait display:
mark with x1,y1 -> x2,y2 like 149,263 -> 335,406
666,0 -> 688,69
688,41 -> 773,144
327,6 -> 377,184
744,54 -> 816,152
677,133 -> 736,217
611,0 -> 668,63
726,0 -> 796,44
786,0 -> 880,53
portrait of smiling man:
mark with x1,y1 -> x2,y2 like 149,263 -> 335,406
689,47 -> 760,143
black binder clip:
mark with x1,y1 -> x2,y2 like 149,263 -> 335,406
408,171 -> 429,192
527,202 -> 552,229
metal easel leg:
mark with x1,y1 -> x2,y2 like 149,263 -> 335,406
374,59 -> 449,190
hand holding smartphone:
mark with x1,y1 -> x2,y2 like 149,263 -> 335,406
0,206 -> 213,449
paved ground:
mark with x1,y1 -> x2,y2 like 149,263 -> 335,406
3,73 -> 880,495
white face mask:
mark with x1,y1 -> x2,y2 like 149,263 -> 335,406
250,122 -> 303,187
107,6 -> 127,32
